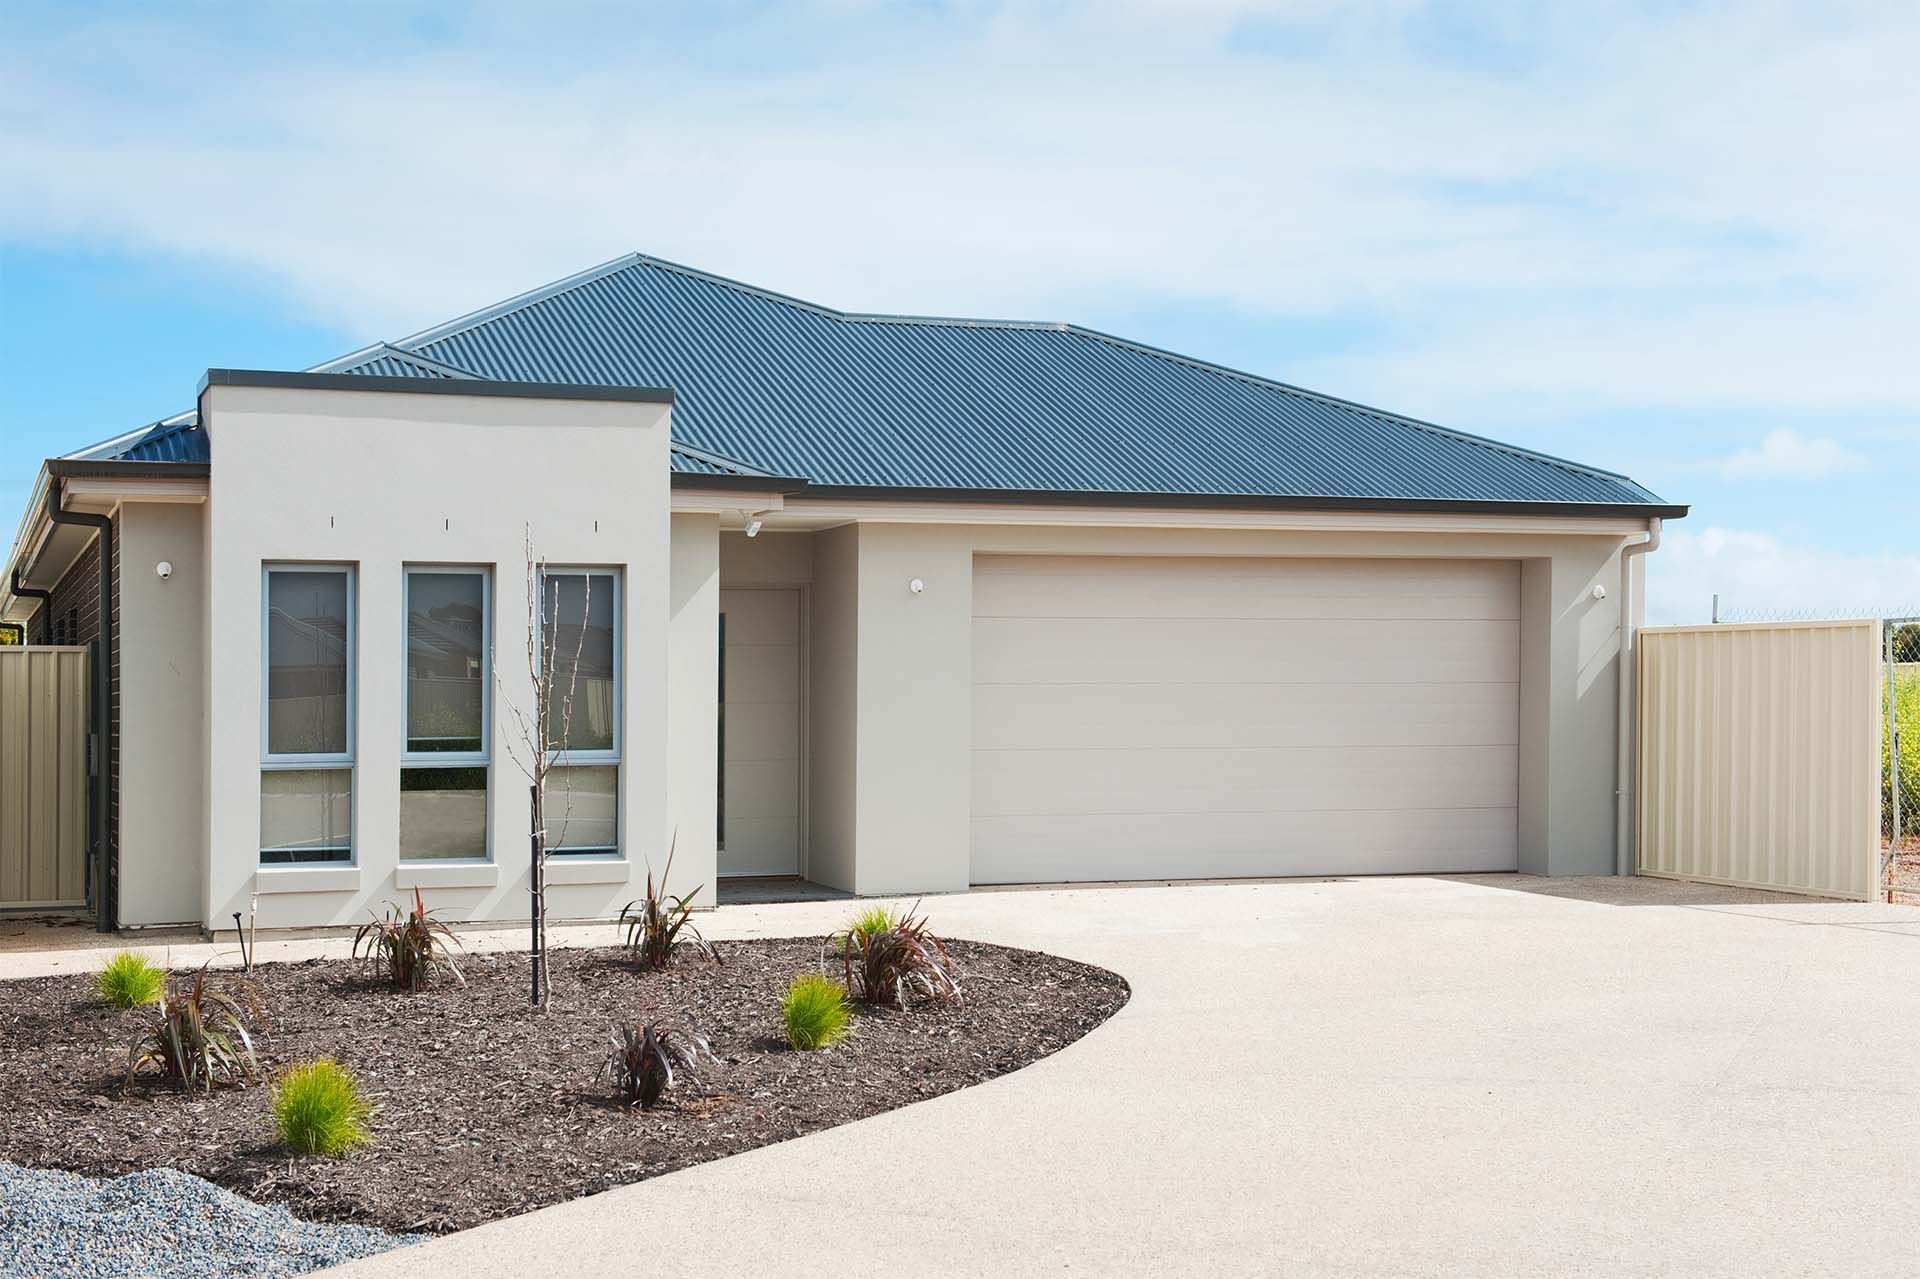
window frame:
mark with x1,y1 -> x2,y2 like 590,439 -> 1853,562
401,565 -> 492,767
259,562 -> 356,865
538,566 -> 622,858
400,565 -> 493,863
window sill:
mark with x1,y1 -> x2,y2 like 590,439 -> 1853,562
543,857 -> 632,886
255,865 -> 362,895
395,861 -> 500,890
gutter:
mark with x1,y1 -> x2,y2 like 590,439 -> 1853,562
788,482 -> 1691,522
46,459 -> 210,482
669,471 -> 808,494
42,478 -> 115,932
1615,519 -> 1664,877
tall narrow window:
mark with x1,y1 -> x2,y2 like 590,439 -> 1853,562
261,565 -> 354,864
539,568 -> 620,856
401,567 -> 491,861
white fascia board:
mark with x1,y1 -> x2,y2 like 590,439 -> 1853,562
668,489 -> 788,514
62,476 -> 210,514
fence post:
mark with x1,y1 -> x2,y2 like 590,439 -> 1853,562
1891,620 -> 1904,898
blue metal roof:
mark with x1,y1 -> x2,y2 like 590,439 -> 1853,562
69,412 -> 208,464
77,252 -> 1678,512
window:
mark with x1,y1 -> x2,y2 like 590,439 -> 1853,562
539,568 -> 619,856
261,566 -> 354,864
401,567 -> 491,861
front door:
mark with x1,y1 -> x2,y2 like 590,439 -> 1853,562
718,588 -> 802,876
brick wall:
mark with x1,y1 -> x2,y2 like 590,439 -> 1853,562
35,523 -> 120,919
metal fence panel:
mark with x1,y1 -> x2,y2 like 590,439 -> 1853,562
1638,620 -> 1882,900
0,646 -> 90,909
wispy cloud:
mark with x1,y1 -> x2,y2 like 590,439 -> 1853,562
1,1 -> 1916,422
1717,428 -> 1866,480
1649,526 -> 1920,625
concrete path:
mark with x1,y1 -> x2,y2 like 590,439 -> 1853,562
19,875 -> 1920,1276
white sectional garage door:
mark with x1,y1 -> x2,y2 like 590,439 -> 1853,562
970,555 -> 1520,883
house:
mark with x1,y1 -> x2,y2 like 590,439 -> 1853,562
0,253 -> 1686,932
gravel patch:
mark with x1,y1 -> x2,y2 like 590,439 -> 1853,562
0,1161 -> 415,1278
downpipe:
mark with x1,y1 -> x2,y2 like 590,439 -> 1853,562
10,569 -> 52,640
1615,518 -> 1663,877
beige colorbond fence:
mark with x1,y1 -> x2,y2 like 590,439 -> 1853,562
1638,619 -> 1882,900
0,646 -> 90,909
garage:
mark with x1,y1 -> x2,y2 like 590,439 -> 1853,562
969,554 -> 1521,883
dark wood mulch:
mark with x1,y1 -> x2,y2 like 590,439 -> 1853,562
0,938 -> 1127,1234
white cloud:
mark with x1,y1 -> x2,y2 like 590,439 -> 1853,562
1718,428 -> 1866,480
0,0 -> 1916,427
1647,526 -> 1920,625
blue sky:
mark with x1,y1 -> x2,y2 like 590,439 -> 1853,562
3,1 -> 1916,623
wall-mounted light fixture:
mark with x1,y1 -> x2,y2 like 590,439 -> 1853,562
155,561 -> 174,580
909,578 -> 926,595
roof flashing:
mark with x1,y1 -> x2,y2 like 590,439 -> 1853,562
196,368 -> 674,405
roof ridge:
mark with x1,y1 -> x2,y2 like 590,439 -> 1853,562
619,254 -> 1065,332
63,409 -> 199,461
668,440 -> 775,478
388,252 -> 644,353
380,344 -> 482,379
375,252 -> 1643,492
1053,325 -> 1649,489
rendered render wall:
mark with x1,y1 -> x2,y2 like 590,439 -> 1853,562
822,518 -> 1638,892
666,514 -> 720,897
199,382 -> 678,931
805,526 -> 858,892
117,501 -> 206,926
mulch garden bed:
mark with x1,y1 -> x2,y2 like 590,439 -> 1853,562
0,938 -> 1128,1234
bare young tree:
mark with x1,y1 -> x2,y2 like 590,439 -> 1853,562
496,525 -> 591,1008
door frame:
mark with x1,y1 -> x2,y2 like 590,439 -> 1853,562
716,583 -> 811,879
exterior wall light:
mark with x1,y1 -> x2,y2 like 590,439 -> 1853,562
909,578 -> 926,595
155,561 -> 174,580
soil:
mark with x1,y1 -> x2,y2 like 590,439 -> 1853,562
1889,836 -> 1920,902
0,937 -> 1127,1234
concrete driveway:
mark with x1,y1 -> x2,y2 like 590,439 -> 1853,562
324,875 -> 1920,1277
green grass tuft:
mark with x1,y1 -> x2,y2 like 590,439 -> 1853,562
782,972 -> 853,1050
272,1058 -> 374,1157
842,904 -> 899,941
95,951 -> 166,1009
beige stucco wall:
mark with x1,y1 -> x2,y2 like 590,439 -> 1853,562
198,382 -> 685,930
804,528 -> 858,891
112,426 -> 1645,928
117,501 -> 207,926
667,514 -> 720,898
774,517 -> 1637,894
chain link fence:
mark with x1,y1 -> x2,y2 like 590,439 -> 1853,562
1887,618 -> 1920,903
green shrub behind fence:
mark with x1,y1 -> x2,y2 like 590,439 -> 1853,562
1886,663 -> 1920,841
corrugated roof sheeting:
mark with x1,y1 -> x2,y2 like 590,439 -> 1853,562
348,353 -> 454,379
117,417 -> 209,464
669,446 -> 758,476
77,252 -> 1673,510
348,254 -> 1667,507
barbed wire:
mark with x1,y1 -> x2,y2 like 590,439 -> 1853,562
1717,606 -> 1920,624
